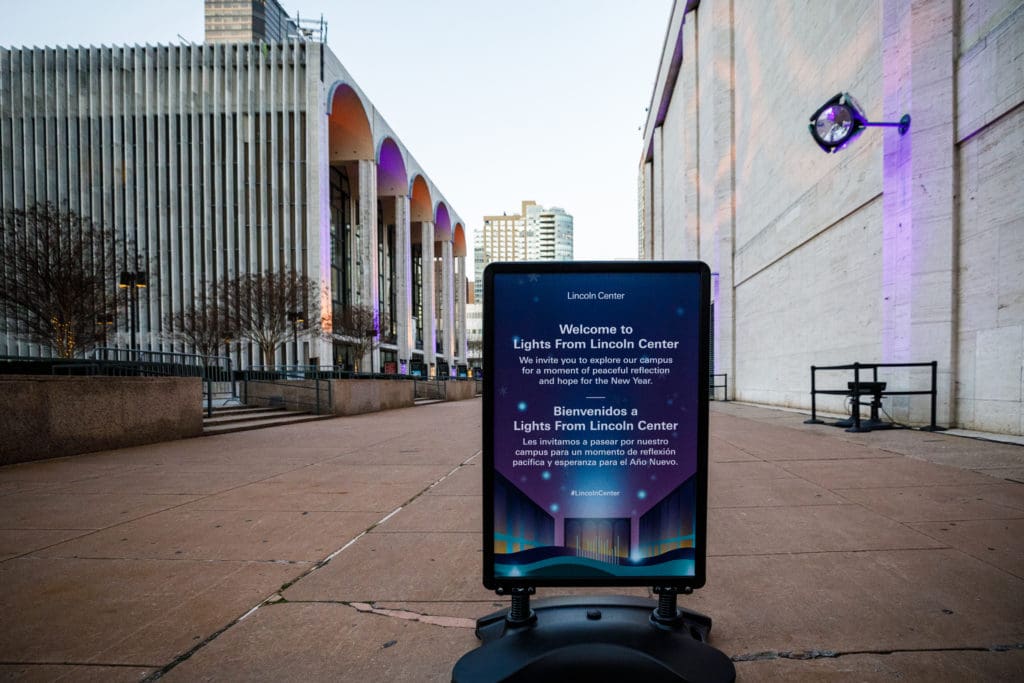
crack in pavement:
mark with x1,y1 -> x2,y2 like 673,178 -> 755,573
733,642 -> 1024,662
348,602 -> 476,629
141,450 -> 481,681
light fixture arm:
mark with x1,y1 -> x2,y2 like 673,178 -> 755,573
862,114 -> 911,136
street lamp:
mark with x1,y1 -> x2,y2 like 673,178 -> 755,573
288,310 -> 305,365
118,268 -> 147,354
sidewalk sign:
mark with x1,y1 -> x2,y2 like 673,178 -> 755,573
453,261 -> 734,682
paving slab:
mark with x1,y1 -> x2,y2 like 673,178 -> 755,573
0,480 -> 60,496
835,483 -> 1024,522
979,465 -> 1024,483
424,460 -> 482,496
160,602 -> 478,683
781,456 -> 1003,489
374,494 -> 481,533
718,430 -> 890,463
185,479 -> 434,513
686,550 -> 1024,655
709,476 -> 846,508
909,518 -> 1024,578
49,466 -> 287,496
282,531 -> 493,604
32,508 -> 382,562
708,437 -> 762,462
709,460 -> 797,481
0,557 -> 298,665
844,428 -> 1024,469
0,454 -> 150,484
0,664 -> 155,682
0,491 -> 199,529
735,649 -> 1024,681
268,462 -> 458,488
708,505 -> 944,557
0,528 -> 91,561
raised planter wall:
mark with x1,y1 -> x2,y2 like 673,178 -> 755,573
243,378 -> 479,416
0,376 -> 203,465
244,378 -> 415,416
444,380 -> 478,402
332,379 -> 415,415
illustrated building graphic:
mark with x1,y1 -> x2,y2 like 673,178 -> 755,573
0,2 -> 469,375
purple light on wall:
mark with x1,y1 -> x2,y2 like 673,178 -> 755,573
711,271 -> 720,374
881,0 -> 913,364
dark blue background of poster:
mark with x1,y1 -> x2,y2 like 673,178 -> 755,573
491,271 -> 702,576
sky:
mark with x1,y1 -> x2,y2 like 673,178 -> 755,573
0,0 -> 674,269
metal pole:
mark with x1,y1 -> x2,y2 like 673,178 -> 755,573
129,286 -> 137,354
847,363 -> 867,432
931,361 -> 938,429
810,367 -> 817,419
805,366 -> 823,424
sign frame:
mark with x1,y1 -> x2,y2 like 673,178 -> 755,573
482,261 -> 710,591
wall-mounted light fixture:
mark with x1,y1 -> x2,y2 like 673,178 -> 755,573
809,93 -> 910,153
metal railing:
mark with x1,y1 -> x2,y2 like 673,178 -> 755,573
94,348 -> 235,417
93,347 -> 233,379
805,361 -> 943,431
2,349 -> 237,418
242,365 -> 332,415
709,373 -> 729,401
413,379 -> 447,401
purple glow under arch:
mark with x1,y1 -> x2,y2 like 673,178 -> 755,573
377,137 -> 408,196
434,202 -> 452,242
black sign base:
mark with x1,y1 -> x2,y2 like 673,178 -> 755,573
451,595 -> 735,682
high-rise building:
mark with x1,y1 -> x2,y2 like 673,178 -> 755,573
474,200 -> 573,301
526,204 -> 573,261
204,0 -> 299,44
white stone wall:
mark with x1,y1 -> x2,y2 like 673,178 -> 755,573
950,1 -> 1024,432
736,198 -> 884,411
955,0 -> 1024,435
639,0 -> 1024,434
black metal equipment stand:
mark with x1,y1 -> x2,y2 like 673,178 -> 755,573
451,587 -> 736,682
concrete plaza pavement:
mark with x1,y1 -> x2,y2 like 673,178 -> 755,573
1,399 -> 1022,681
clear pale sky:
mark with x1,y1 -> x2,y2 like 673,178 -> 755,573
0,0 -> 673,268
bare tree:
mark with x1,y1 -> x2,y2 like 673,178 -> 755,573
332,303 -> 381,372
164,297 -> 237,364
0,203 -> 119,358
222,269 -> 319,367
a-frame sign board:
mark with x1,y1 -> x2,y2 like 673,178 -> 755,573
453,262 -> 735,682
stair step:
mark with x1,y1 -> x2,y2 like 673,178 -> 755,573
202,412 -> 332,435
203,411 -> 294,425
207,405 -> 279,415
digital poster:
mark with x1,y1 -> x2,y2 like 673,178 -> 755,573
483,262 -> 709,588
